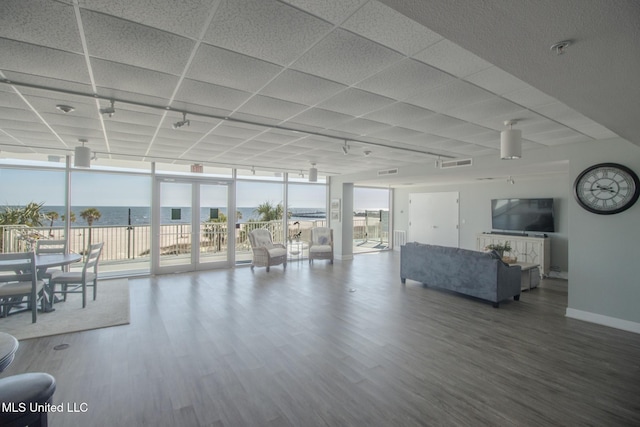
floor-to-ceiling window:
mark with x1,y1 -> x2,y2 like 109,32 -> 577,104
0,163 -> 66,253
286,179 -> 327,260
235,170 -> 285,264
70,169 -> 151,275
353,187 -> 391,253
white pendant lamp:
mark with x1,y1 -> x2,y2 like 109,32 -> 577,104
308,162 -> 318,182
74,139 -> 91,168
500,120 -> 522,160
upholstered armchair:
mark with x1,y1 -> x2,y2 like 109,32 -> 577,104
248,229 -> 287,272
309,227 -> 333,264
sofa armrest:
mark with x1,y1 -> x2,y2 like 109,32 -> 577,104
497,263 -> 522,301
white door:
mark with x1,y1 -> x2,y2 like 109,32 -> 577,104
408,192 -> 459,247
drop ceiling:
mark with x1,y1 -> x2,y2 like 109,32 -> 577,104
0,0 -> 637,181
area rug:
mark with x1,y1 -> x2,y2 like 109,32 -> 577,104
0,279 -> 130,341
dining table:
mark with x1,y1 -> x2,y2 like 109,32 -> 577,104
0,253 -> 83,314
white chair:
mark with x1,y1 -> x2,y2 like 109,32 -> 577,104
50,242 -> 103,308
248,229 -> 287,272
309,227 -> 333,264
35,239 -> 67,279
0,252 -> 44,323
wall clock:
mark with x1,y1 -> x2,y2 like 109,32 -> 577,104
574,163 -> 639,215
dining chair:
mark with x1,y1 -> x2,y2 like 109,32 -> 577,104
309,227 -> 334,264
0,252 -> 44,323
248,229 -> 287,272
35,239 -> 68,278
49,242 -> 104,308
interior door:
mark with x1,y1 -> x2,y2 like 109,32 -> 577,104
155,178 -> 230,273
409,192 -> 459,247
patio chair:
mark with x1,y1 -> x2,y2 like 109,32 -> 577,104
248,229 -> 287,272
309,227 -> 333,264
0,252 -> 44,323
50,242 -> 103,308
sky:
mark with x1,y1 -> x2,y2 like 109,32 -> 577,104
1,167 -> 388,209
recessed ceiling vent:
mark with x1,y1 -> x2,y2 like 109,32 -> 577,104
378,168 -> 399,176
439,158 -> 472,169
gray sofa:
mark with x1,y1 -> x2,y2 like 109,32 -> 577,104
400,242 -> 521,307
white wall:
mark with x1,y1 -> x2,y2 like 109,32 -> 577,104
333,138 -> 640,333
566,139 -> 640,332
394,174 -> 569,274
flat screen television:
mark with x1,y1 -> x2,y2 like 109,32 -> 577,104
491,198 -> 555,233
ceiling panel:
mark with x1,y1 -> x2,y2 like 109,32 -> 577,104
413,39 -> 492,79
0,0 -> 81,52
204,0 -> 332,65
82,10 -> 194,75
341,0 -> 442,55
357,59 -> 454,101
291,29 -> 404,85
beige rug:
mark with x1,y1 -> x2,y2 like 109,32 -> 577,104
1,279 -> 130,341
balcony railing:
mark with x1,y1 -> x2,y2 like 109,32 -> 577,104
0,219 -> 332,264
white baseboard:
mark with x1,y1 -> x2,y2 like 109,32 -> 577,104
334,254 -> 354,261
566,308 -> 640,334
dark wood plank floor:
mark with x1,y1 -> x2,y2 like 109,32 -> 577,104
3,251 -> 640,426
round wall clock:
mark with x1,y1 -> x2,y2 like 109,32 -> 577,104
574,163 -> 639,215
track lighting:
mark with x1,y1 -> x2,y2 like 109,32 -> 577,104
342,140 -> 350,155
434,156 -> 442,168
99,99 -> 115,117
172,112 -> 190,129
363,150 -> 372,157
251,166 -> 255,175
299,170 -> 304,178
507,176 -> 515,185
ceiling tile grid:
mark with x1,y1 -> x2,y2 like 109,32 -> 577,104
0,0 -> 630,180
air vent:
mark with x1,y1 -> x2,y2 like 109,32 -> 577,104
377,168 -> 399,176
440,158 -> 472,169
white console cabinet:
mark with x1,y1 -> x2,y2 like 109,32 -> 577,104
476,233 -> 551,277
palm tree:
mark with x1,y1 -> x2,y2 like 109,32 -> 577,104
80,207 -> 101,245
253,201 -> 285,222
61,212 -> 76,223
0,202 -> 45,251
44,211 -> 59,237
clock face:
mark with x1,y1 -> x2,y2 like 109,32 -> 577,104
574,163 -> 640,215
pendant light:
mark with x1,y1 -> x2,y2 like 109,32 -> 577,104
309,162 -> 318,182
500,120 -> 522,160
74,139 -> 91,168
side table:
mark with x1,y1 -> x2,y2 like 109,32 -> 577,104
511,262 -> 541,291
288,240 -> 307,262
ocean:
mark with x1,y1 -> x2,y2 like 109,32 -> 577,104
41,206 -> 326,226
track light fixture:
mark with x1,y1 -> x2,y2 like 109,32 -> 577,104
172,112 -> 190,129
99,99 -> 115,117
342,140 -> 350,155
251,166 -> 255,175
507,176 -> 515,185
363,150 -> 372,157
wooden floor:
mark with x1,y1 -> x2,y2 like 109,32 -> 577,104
4,251 -> 640,426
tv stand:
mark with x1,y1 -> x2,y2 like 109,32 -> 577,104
476,233 -> 550,277
491,231 -> 528,236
